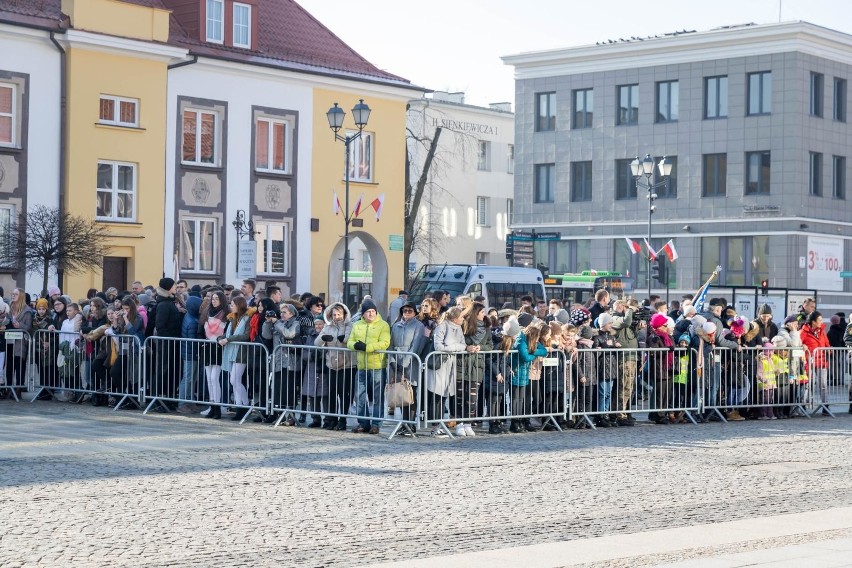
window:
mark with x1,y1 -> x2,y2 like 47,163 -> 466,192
233,3 -> 251,48
205,0 -> 224,43
810,72 -> 824,117
255,117 -> 289,173
702,153 -> 727,197
745,151 -> 771,195
182,109 -> 219,166
476,251 -> 489,265
507,144 -> 514,174
747,71 -> 771,115
534,163 -> 554,203
475,196 -> 488,226
506,198 -> 513,224
347,131 -> 373,182
535,92 -> 556,131
655,81 -> 679,123
570,161 -> 592,202
701,236 -> 769,286
256,222 -> 289,275
615,158 -> 635,199
617,84 -> 638,125
809,152 -> 823,196
0,83 -> 16,146
180,217 -> 216,273
834,78 -> 846,122
477,140 -> 490,171
573,88 -> 593,129
98,95 -> 138,127
96,161 -> 136,221
0,204 -> 14,265
360,250 -> 371,272
653,155 -> 677,198
704,76 -> 728,119
833,155 -> 846,199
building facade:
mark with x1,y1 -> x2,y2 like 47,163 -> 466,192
503,22 -> 852,312
406,91 -> 515,274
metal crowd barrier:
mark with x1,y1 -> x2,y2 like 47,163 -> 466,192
142,337 -> 269,424
420,349 -> 568,437
569,347 -> 701,428
268,343 -> 420,440
0,329 -> 31,402
811,347 -> 852,417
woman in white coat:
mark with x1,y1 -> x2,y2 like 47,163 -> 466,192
425,306 -> 474,432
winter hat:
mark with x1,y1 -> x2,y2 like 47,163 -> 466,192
835,312 -> 846,320
677,333 -> 691,345
771,335 -> 788,348
360,298 -> 378,314
650,313 -> 668,330
502,316 -> 521,338
185,295 -> 202,317
758,303 -> 772,316
36,298 -> 49,310
763,341 -> 774,353
554,308 -> 570,324
665,316 -> 675,329
682,305 -> 697,318
568,308 -> 591,326
728,315 -> 747,337
497,308 -> 517,319
701,321 -> 717,336
399,301 -> 417,317
314,315 -> 325,323
691,315 -> 707,328
517,312 -> 534,328
47,286 -> 61,297
159,277 -> 175,291
830,314 -> 841,326
783,315 -> 798,326
597,313 -> 614,328
137,293 -> 152,306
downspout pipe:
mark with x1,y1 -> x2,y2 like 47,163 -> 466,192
49,30 -> 67,291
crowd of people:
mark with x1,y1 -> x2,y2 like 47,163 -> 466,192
1,279 -> 850,438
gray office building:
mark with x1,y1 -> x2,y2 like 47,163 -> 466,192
503,21 -> 852,313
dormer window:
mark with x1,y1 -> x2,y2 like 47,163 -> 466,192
233,3 -> 251,48
206,0 -> 224,43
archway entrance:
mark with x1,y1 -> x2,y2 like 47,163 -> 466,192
327,231 -> 388,315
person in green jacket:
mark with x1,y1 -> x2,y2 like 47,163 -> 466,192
347,298 -> 391,434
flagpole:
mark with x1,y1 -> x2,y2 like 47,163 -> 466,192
693,265 -> 722,310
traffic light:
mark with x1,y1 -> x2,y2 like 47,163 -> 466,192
505,238 -> 514,260
761,279 -> 769,295
651,260 -> 661,283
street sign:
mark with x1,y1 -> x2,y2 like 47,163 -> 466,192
389,234 -> 404,251
840,271 -> 852,278
534,232 -> 562,241
236,240 -> 256,279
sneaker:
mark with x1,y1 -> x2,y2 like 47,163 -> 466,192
454,424 -> 467,437
200,407 -> 211,417
463,424 -> 475,436
431,427 -> 449,437
727,410 -> 746,421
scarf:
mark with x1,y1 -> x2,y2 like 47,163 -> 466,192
652,326 -> 674,368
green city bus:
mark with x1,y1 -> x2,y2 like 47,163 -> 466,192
544,270 -> 635,306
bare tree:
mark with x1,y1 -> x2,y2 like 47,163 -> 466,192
0,205 -> 111,295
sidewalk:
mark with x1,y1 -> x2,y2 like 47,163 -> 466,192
363,506 -> 852,568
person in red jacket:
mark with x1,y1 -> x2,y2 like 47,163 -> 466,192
800,311 -> 831,416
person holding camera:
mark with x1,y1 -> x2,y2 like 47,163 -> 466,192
316,302 -> 355,430
611,300 -> 638,426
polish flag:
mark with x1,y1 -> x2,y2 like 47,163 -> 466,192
644,238 -> 658,261
352,193 -> 364,217
332,192 -> 342,215
624,237 -> 641,255
370,193 -> 385,221
661,239 -> 679,262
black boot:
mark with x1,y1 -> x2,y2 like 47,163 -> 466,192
231,408 -> 247,421
207,405 -> 221,419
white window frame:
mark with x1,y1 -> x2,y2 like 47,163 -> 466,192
475,196 -> 488,226
180,216 -> 218,273
182,108 -> 220,167
0,204 -> 15,266
98,95 -> 139,127
477,140 -> 490,171
507,144 -> 514,174
0,82 -> 16,147
206,0 -> 224,43
255,116 -> 291,174
346,130 -> 373,182
255,221 -> 290,276
96,160 -> 137,222
233,2 -> 251,48
476,251 -> 489,265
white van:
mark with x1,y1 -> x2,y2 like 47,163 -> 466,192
408,264 -> 546,309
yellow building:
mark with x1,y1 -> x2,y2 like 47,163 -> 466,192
311,88 -> 414,314
60,0 -> 185,298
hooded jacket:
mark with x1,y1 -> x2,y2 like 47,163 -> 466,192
800,321 -> 830,368
315,302 -> 355,370
180,295 -> 202,360
347,312 -> 391,371
390,314 -> 426,383
154,287 -> 182,338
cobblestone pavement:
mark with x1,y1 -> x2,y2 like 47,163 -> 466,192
1,400 -> 850,567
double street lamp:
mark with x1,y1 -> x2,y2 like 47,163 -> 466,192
631,154 -> 672,302
326,99 -> 371,309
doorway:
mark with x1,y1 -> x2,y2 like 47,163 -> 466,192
102,257 -> 127,291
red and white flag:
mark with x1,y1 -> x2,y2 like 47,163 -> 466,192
352,193 -> 364,217
624,237 -> 641,255
332,191 -> 342,215
643,238 -> 658,261
661,239 -> 679,261
369,193 -> 385,221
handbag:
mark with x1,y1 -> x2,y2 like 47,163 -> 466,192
386,379 -> 414,408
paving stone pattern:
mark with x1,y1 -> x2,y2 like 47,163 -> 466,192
1,401 -> 851,567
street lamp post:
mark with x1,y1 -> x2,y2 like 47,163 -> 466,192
630,154 -> 672,303
326,99 -> 371,310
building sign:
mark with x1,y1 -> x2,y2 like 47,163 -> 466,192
237,240 -> 256,279
806,236 -> 844,291
389,234 -> 404,251
431,117 -> 497,135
